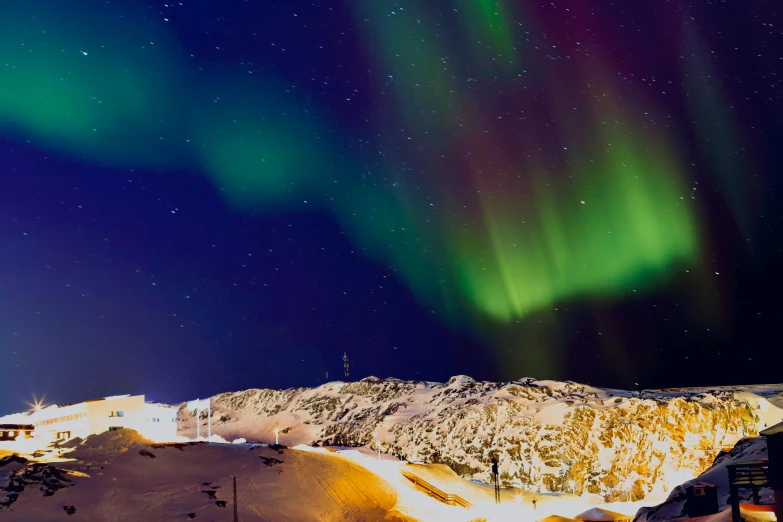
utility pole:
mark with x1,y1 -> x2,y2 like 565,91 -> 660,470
233,475 -> 238,522
343,352 -> 350,382
491,457 -> 500,504
196,399 -> 200,439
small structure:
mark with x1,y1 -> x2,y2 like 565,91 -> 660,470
761,421 -> 783,522
574,507 -> 633,522
538,516 -> 579,522
726,459 -> 771,522
0,424 -> 34,441
30,394 -> 178,442
685,482 -> 719,518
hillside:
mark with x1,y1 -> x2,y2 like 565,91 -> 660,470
0,429 -> 409,521
179,376 -> 783,502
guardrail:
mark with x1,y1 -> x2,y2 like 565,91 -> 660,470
401,468 -> 472,509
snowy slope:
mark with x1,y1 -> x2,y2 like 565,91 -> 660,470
178,376 -> 783,503
0,429 -> 411,521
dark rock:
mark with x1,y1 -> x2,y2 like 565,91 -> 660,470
0,454 -> 28,468
138,449 -> 156,459
259,456 -> 284,467
151,442 -> 199,451
0,493 -> 19,509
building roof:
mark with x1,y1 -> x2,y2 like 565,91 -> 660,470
84,394 -> 133,403
760,420 -> 783,436
687,481 -> 717,488
538,516 -> 580,522
726,459 -> 769,467
574,507 -> 633,521
0,424 -> 35,430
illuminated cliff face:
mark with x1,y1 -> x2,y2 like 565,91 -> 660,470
183,378 -> 783,501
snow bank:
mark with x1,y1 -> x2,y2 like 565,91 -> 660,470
77,428 -> 151,451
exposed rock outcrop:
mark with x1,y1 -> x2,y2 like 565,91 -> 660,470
179,377 -> 783,502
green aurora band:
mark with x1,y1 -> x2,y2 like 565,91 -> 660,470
350,1 -> 702,323
0,1 -> 713,374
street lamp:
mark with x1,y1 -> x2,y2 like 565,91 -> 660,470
273,427 -> 280,446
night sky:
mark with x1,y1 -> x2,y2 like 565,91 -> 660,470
0,0 -> 781,414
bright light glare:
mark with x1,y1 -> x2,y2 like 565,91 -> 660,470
26,395 -> 46,415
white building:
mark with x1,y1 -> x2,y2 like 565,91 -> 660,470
31,394 -> 178,442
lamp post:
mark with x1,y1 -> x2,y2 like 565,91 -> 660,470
273,427 -> 280,446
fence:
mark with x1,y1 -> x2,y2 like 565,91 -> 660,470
401,468 -> 472,509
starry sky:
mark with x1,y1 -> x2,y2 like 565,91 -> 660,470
0,0 -> 780,414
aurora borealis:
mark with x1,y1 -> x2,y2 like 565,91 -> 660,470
0,0 -> 780,408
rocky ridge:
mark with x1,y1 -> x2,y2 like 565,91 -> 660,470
179,376 -> 783,502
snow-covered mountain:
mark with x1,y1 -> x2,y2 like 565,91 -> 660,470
179,376 -> 783,502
